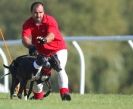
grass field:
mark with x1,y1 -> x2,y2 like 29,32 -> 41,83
0,93 -> 133,109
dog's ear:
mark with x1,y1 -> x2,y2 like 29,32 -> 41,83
36,54 -> 45,66
49,54 -> 62,72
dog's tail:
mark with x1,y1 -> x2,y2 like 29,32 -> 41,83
3,64 -> 10,69
0,64 -> 11,79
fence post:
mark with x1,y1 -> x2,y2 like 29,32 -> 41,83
128,40 -> 133,49
0,48 -> 9,93
72,41 -> 85,95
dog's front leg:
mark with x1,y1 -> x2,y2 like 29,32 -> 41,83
23,80 -> 28,100
24,89 -> 27,100
27,81 -> 34,99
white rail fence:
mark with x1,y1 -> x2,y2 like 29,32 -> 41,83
0,48 -> 9,93
0,36 -> 133,94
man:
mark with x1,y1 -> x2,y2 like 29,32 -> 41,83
21,1 -> 71,101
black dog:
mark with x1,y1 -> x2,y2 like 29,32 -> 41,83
3,55 -> 50,99
3,54 -> 61,100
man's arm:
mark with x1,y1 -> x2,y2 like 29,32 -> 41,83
45,33 -> 55,43
22,36 -> 33,48
22,32 -> 55,47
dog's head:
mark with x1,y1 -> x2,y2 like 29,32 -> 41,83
35,54 -> 50,68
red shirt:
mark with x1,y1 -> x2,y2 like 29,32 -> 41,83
22,14 -> 67,56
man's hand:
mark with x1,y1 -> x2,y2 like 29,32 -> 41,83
37,36 -> 47,44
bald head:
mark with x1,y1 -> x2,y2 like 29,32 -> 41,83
31,2 -> 45,24
31,2 -> 44,12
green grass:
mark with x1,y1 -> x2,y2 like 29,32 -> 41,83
0,93 -> 133,109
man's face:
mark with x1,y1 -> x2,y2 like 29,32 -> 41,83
32,4 -> 44,23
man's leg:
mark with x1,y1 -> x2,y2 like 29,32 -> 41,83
56,49 -> 71,101
32,82 -> 45,100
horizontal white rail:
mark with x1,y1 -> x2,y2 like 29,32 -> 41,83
66,36 -> 133,41
1,36 -> 133,46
